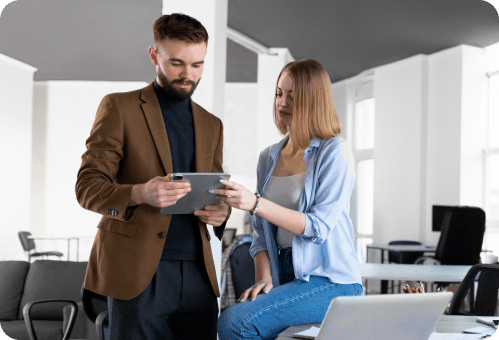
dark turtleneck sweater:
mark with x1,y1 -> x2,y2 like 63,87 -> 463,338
153,80 -> 201,260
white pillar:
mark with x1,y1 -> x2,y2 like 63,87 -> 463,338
0,53 -> 37,261
425,45 -> 488,245
256,48 -> 294,153
162,0 -> 227,122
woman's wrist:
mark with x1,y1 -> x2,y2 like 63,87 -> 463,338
249,193 -> 261,215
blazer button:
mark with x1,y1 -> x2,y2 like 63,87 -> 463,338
158,232 -> 166,239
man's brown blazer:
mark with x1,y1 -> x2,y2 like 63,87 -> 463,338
76,83 -> 229,300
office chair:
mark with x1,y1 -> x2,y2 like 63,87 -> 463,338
447,264 -> 499,316
18,231 -> 63,262
415,206 -> 485,266
23,286 -> 109,340
415,206 -> 485,290
230,242 -> 256,298
387,240 -> 424,293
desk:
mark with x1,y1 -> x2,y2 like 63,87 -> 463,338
366,243 -> 435,293
361,263 -> 471,282
276,315 -> 482,339
366,243 -> 488,293
28,236 -> 80,261
366,243 -> 435,264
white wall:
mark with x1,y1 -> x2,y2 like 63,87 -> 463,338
31,81 -> 147,259
330,45 -> 489,247
223,83 -> 259,233
425,45 -> 488,245
373,55 -> 428,243
0,53 -> 37,261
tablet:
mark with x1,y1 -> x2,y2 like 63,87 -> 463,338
160,173 -> 231,215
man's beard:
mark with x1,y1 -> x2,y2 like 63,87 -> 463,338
157,69 -> 200,101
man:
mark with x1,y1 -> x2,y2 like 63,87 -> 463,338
76,13 -> 229,339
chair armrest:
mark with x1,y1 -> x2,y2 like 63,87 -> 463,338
95,310 -> 109,340
23,300 -> 77,340
63,301 -> 87,339
414,256 -> 441,265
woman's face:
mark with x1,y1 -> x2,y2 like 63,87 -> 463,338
275,71 -> 294,128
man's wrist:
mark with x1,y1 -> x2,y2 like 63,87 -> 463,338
129,184 -> 143,207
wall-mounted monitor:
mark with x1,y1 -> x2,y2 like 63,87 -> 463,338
432,205 -> 454,232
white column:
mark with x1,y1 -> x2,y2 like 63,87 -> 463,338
425,45 -> 488,245
256,48 -> 294,153
162,0 -> 227,122
373,55 -> 428,243
0,53 -> 37,261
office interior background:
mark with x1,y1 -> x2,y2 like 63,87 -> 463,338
1,0 -> 499,281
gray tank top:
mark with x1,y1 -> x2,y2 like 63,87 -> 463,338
263,172 -> 306,248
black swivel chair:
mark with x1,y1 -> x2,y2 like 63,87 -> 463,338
447,264 -> 499,316
24,286 -> 109,340
415,206 -> 486,290
230,243 -> 256,298
18,231 -> 63,262
416,206 -> 485,266
387,240 -> 424,293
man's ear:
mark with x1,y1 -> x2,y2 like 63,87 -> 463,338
149,46 -> 158,65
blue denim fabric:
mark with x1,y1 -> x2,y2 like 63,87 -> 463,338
218,251 -> 363,340
278,248 -> 294,285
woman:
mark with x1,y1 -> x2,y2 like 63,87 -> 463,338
215,59 -> 362,340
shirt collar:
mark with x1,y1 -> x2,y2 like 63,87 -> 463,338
269,135 -> 322,161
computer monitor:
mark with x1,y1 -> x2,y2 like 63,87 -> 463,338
432,205 -> 454,232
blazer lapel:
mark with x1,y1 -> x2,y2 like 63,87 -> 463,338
191,100 -> 209,173
140,83 -> 173,175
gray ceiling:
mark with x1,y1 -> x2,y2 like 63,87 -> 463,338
0,0 -> 498,84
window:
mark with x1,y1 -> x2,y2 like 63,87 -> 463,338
351,79 -> 375,263
484,73 -> 499,256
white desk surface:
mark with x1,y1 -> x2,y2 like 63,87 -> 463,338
367,242 -> 435,252
28,236 -> 79,240
276,315 -> 484,340
361,263 -> 471,282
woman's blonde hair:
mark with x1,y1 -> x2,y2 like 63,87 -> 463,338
274,59 -> 341,149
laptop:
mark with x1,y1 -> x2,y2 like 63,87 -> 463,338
311,292 -> 453,340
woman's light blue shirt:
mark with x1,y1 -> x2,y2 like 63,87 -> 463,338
249,136 -> 362,287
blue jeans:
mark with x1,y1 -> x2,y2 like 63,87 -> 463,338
217,249 -> 363,340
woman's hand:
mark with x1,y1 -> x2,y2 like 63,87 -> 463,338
237,279 -> 273,302
214,180 -> 257,212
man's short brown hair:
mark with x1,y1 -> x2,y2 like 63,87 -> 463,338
153,13 -> 208,45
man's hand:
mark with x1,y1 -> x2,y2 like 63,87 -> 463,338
194,202 -> 229,227
130,174 -> 191,207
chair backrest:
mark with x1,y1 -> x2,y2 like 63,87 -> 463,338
230,243 -> 255,298
448,264 -> 499,316
18,260 -> 87,320
18,231 -> 36,252
388,240 -> 423,264
435,206 -> 485,265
